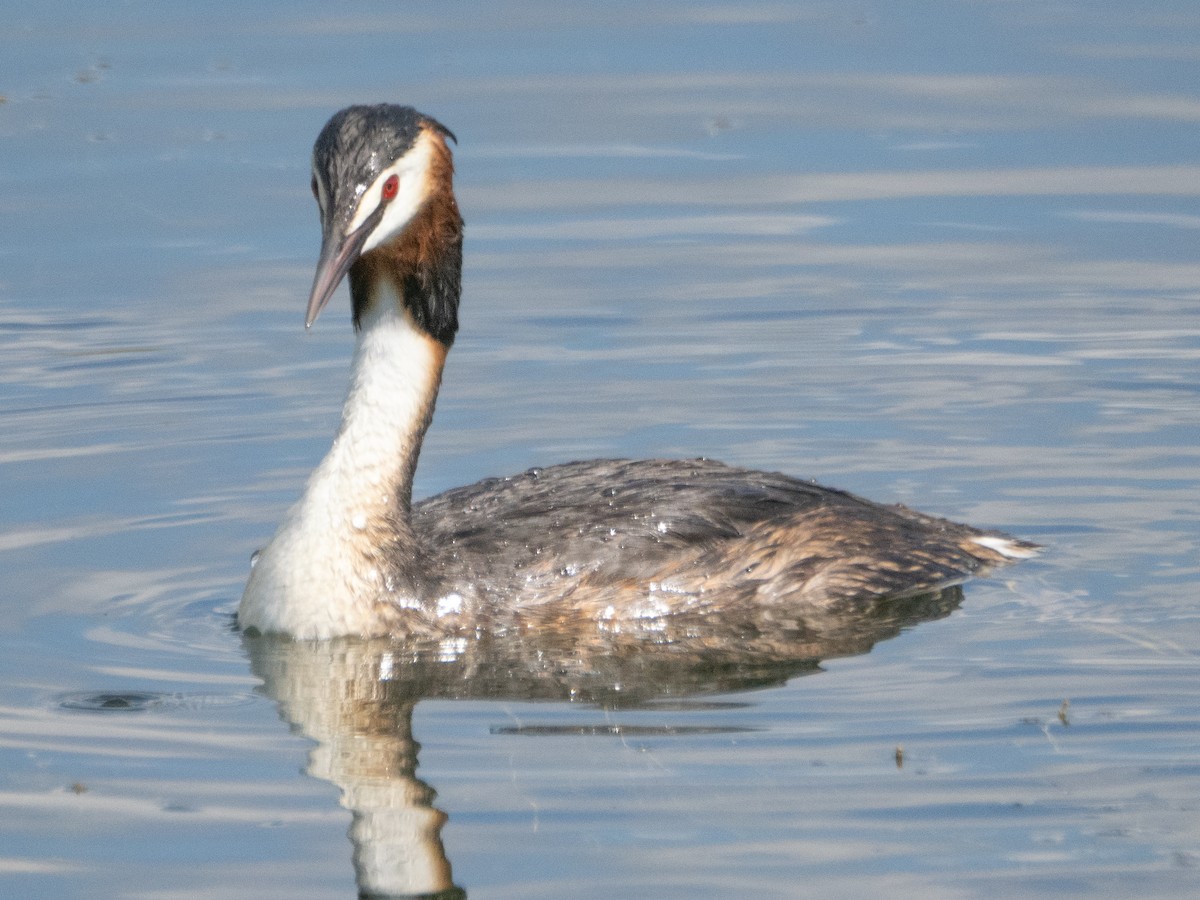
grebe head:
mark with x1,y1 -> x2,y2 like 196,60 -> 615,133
305,104 -> 459,330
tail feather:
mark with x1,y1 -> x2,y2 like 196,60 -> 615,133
970,534 -> 1041,561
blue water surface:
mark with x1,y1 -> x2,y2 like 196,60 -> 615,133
1,2 -> 1198,897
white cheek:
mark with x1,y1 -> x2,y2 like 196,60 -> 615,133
346,186 -> 381,237
360,181 -> 427,253
348,133 -> 436,253
313,169 -> 329,217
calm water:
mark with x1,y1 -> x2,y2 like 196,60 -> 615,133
2,2 -> 1199,897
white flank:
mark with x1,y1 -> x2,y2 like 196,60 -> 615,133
239,289 -> 441,638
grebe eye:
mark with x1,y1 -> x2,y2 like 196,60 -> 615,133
382,174 -> 399,201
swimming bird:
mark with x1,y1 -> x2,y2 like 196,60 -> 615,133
238,103 -> 1036,640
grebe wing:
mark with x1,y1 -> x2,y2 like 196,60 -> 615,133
412,458 -> 1024,616
414,457 -> 833,556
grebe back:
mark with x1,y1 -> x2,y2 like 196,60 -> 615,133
237,104 -> 1036,640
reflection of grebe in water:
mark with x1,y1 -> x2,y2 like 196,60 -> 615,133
238,104 -> 1036,640
245,588 -> 964,897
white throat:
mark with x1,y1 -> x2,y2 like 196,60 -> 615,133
239,286 -> 443,638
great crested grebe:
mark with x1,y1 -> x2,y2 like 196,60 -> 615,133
238,103 -> 1036,640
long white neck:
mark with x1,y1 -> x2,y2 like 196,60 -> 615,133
239,288 -> 445,638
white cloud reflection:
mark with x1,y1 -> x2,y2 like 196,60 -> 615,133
470,213 -> 838,240
1067,209 -> 1200,229
467,165 -> 1200,212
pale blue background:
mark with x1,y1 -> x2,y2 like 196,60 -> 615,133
1,2 -> 1198,897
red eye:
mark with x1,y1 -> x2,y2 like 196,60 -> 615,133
382,174 -> 399,200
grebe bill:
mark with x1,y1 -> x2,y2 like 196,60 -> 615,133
238,104 -> 1036,640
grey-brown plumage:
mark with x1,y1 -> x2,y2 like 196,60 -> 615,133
387,456 -> 1034,636
238,104 -> 1037,641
